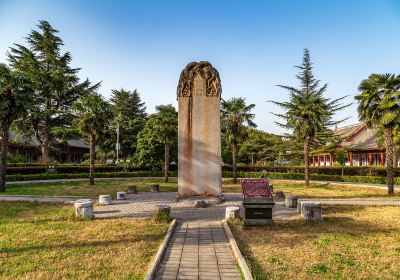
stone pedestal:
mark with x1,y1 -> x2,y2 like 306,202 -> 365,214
154,204 -> 171,215
117,191 -> 127,200
301,201 -> 323,221
98,195 -> 112,206
225,206 -> 240,219
151,184 -> 160,193
285,195 -> 298,208
177,61 -> 222,197
274,190 -> 284,199
74,199 -> 93,219
127,185 -> 137,194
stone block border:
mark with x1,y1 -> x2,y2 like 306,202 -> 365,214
222,219 -> 254,280
144,219 -> 177,280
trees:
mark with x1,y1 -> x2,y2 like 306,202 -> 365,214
109,89 -> 147,160
8,20 -> 90,162
237,128 -> 284,165
333,146 -> 350,176
271,49 -> 348,186
355,74 -> 400,195
0,64 -> 33,192
134,117 -> 166,171
221,97 -> 256,183
151,105 -> 178,182
73,89 -> 110,185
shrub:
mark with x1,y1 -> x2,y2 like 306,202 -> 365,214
6,166 -> 47,175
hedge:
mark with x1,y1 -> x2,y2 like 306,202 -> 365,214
6,171 -> 178,182
6,170 -> 398,185
222,165 -> 399,176
222,171 -> 396,185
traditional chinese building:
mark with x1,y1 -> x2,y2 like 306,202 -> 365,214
311,123 -> 398,167
8,131 -> 89,163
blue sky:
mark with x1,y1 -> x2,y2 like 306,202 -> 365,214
1,0 -> 400,134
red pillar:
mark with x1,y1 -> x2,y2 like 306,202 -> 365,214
368,153 -> 372,166
312,156 -> 315,167
318,155 -> 321,167
323,154 -> 326,166
330,152 -> 333,166
349,152 -> 353,166
380,152 -> 384,166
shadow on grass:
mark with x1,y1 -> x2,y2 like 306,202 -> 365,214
229,205 -> 400,279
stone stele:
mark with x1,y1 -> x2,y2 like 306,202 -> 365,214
177,61 -> 222,197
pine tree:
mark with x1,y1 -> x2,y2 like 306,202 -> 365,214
8,20 -> 91,162
271,49 -> 349,186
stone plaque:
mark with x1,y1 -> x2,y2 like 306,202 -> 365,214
177,61 -> 222,197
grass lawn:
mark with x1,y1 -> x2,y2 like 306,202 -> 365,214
223,181 -> 400,199
3,179 -> 398,199
4,179 -> 177,197
230,206 -> 400,280
0,202 -> 169,279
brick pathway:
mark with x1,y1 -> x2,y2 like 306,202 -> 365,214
156,221 -> 241,280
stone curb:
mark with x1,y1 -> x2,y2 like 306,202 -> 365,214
144,219 -> 177,280
222,219 -> 253,280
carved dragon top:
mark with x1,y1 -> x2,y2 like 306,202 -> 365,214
177,61 -> 222,98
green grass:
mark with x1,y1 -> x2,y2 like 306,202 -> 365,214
230,206 -> 400,280
223,180 -> 400,199
3,179 -> 399,200
0,202 -> 169,279
4,179 -> 177,198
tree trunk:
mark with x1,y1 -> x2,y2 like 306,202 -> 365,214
0,123 -> 10,192
394,146 -> 399,168
164,142 -> 169,183
89,133 -> 96,185
40,133 -> 50,163
304,139 -> 310,187
232,142 -> 238,184
341,165 -> 344,177
384,127 -> 394,195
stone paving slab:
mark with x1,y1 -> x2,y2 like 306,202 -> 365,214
155,221 -> 241,280
93,192 -> 297,220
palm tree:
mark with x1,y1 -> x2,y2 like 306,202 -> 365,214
221,97 -> 256,183
0,64 -> 33,192
355,74 -> 400,195
152,105 -> 178,183
271,49 -> 348,186
73,88 -> 110,185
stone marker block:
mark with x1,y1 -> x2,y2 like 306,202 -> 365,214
117,191 -> 127,200
127,185 -> 137,194
193,200 -> 208,208
151,184 -> 160,193
98,195 -> 112,206
301,201 -> 323,221
74,199 -> 93,219
274,190 -> 284,199
154,204 -> 171,215
225,206 -> 240,219
177,61 -> 222,197
285,195 -> 298,208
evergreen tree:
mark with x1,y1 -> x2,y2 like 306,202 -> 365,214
109,89 -> 147,159
0,64 -> 33,192
73,88 -> 110,185
152,105 -> 178,182
221,97 -> 256,183
355,74 -> 400,194
8,20 -> 91,162
134,117 -> 165,171
271,49 -> 349,186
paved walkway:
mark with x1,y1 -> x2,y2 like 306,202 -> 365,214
156,221 -> 241,280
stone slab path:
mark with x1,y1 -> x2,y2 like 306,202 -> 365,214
156,221 -> 241,280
